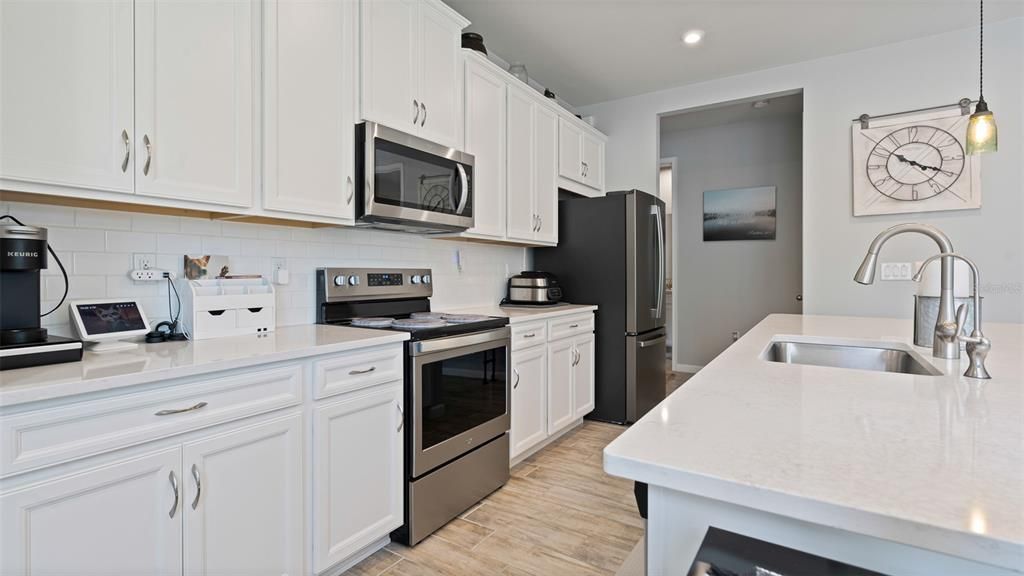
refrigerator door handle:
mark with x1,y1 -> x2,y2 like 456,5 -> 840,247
651,204 -> 665,321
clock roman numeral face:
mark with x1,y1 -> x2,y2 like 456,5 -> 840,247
865,125 -> 965,201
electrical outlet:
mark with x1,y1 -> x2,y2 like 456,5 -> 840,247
130,269 -> 174,282
133,253 -> 156,271
881,262 -> 913,281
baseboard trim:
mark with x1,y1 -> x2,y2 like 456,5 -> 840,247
510,417 -> 584,467
673,363 -> 703,374
319,535 -> 392,576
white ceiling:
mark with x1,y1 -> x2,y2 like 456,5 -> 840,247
660,92 -> 803,134
444,0 -> 1024,107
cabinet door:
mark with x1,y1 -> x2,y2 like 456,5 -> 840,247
572,334 -> 596,419
0,0 -> 134,193
510,345 -> 547,459
263,0 -> 356,221
135,0 -> 255,207
417,0 -> 463,149
463,58 -> 506,239
0,448 -> 182,576
506,85 -> 536,242
582,132 -> 604,191
533,104 -> 559,244
313,384 -> 403,573
360,0 -> 418,135
182,413 -> 303,576
557,117 -> 584,184
546,338 -> 576,434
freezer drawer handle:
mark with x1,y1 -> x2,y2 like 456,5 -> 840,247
638,335 -> 666,349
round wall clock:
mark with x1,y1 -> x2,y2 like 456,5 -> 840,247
852,107 -> 981,216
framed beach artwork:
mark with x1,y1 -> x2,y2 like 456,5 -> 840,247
702,186 -> 777,241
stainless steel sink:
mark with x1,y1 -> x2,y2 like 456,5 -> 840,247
764,340 -> 942,376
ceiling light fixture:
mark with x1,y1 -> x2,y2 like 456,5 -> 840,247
966,0 -> 997,154
682,30 -> 703,45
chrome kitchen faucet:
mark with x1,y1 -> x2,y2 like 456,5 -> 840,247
915,252 -> 991,379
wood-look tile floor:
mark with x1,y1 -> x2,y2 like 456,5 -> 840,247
343,421 -> 643,576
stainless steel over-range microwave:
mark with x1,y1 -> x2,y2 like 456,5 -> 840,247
355,122 -> 475,233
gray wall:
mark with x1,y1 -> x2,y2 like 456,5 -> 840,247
663,113 -> 803,367
580,19 -> 1024,324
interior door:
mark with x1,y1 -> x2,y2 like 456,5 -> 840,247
360,0 -> 418,135
0,0 -> 134,193
134,0 -> 254,207
628,191 -> 667,334
0,448 -> 182,575
183,413 -> 303,576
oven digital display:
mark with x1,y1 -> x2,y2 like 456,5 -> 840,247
368,273 -> 404,287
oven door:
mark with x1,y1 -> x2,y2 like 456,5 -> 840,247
410,328 -> 510,478
357,122 -> 475,232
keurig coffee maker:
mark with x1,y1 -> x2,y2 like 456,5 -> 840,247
0,221 -> 82,370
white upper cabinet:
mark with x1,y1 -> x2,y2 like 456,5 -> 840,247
0,0 -> 134,193
134,0 -> 255,207
360,0 -> 467,149
182,414 -> 304,576
506,82 -> 558,245
0,448 -> 182,576
557,115 -> 606,197
263,0 -> 357,222
462,54 -> 507,239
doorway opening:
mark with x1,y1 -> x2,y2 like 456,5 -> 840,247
658,90 -> 804,379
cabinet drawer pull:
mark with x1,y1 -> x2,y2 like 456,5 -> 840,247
397,402 -> 404,432
522,333 -> 536,339
420,103 -> 427,127
348,366 -> 376,375
154,401 -> 208,416
168,471 -> 179,519
143,134 -> 152,176
121,129 -> 130,173
413,99 -> 420,124
191,463 -> 201,510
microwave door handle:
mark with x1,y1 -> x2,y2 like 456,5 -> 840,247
455,164 -> 469,215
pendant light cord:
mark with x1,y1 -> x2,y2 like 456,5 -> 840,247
978,0 -> 984,101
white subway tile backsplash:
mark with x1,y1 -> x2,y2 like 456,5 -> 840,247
19,202 -> 525,329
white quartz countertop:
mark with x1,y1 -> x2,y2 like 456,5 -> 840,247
443,303 -> 598,323
0,325 -> 409,408
604,314 -> 1024,571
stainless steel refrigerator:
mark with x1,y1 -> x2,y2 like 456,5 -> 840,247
534,190 -> 667,424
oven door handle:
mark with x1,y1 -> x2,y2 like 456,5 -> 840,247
410,327 -> 509,356
455,164 -> 469,215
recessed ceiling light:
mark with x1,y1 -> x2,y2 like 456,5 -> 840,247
682,30 -> 704,45
752,100 -> 770,109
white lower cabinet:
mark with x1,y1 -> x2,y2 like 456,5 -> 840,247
183,413 -> 304,576
510,345 -> 547,459
509,313 -> 596,461
313,382 -> 404,573
0,448 -> 182,576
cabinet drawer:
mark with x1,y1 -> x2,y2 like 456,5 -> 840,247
511,322 -> 547,350
312,344 -> 404,400
547,313 -> 594,341
195,309 -> 237,334
1,365 -> 303,478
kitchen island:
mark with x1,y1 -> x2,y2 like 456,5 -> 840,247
604,314 -> 1024,575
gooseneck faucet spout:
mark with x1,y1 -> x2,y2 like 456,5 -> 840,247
854,223 -> 959,360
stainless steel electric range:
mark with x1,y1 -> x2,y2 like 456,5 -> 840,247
316,267 -> 510,546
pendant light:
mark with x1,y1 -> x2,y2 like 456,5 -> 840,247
966,0 -> 998,154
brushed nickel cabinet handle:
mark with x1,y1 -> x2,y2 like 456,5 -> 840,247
523,333 -> 536,339
154,401 -> 208,416
413,99 -> 420,124
190,464 -> 201,510
397,402 -> 404,431
538,215 -> 542,231
121,129 -> 130,173
349,366 -> 376,375
168,471 -> 179,519
346,176 -> 354,205
569,324 -> 579,328
420,103 -> 427,127
143,134 -> 152,176
513,368 -> 520,389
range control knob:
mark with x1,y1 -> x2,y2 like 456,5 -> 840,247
333,274 -> 346,287
348,275 -> 361,286
411,275 -> 421,285
423,274 -> 432,284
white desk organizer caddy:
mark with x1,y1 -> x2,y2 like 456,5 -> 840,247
180,278 -> 276,340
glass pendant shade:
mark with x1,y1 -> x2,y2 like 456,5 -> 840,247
966,100 -> 998,154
